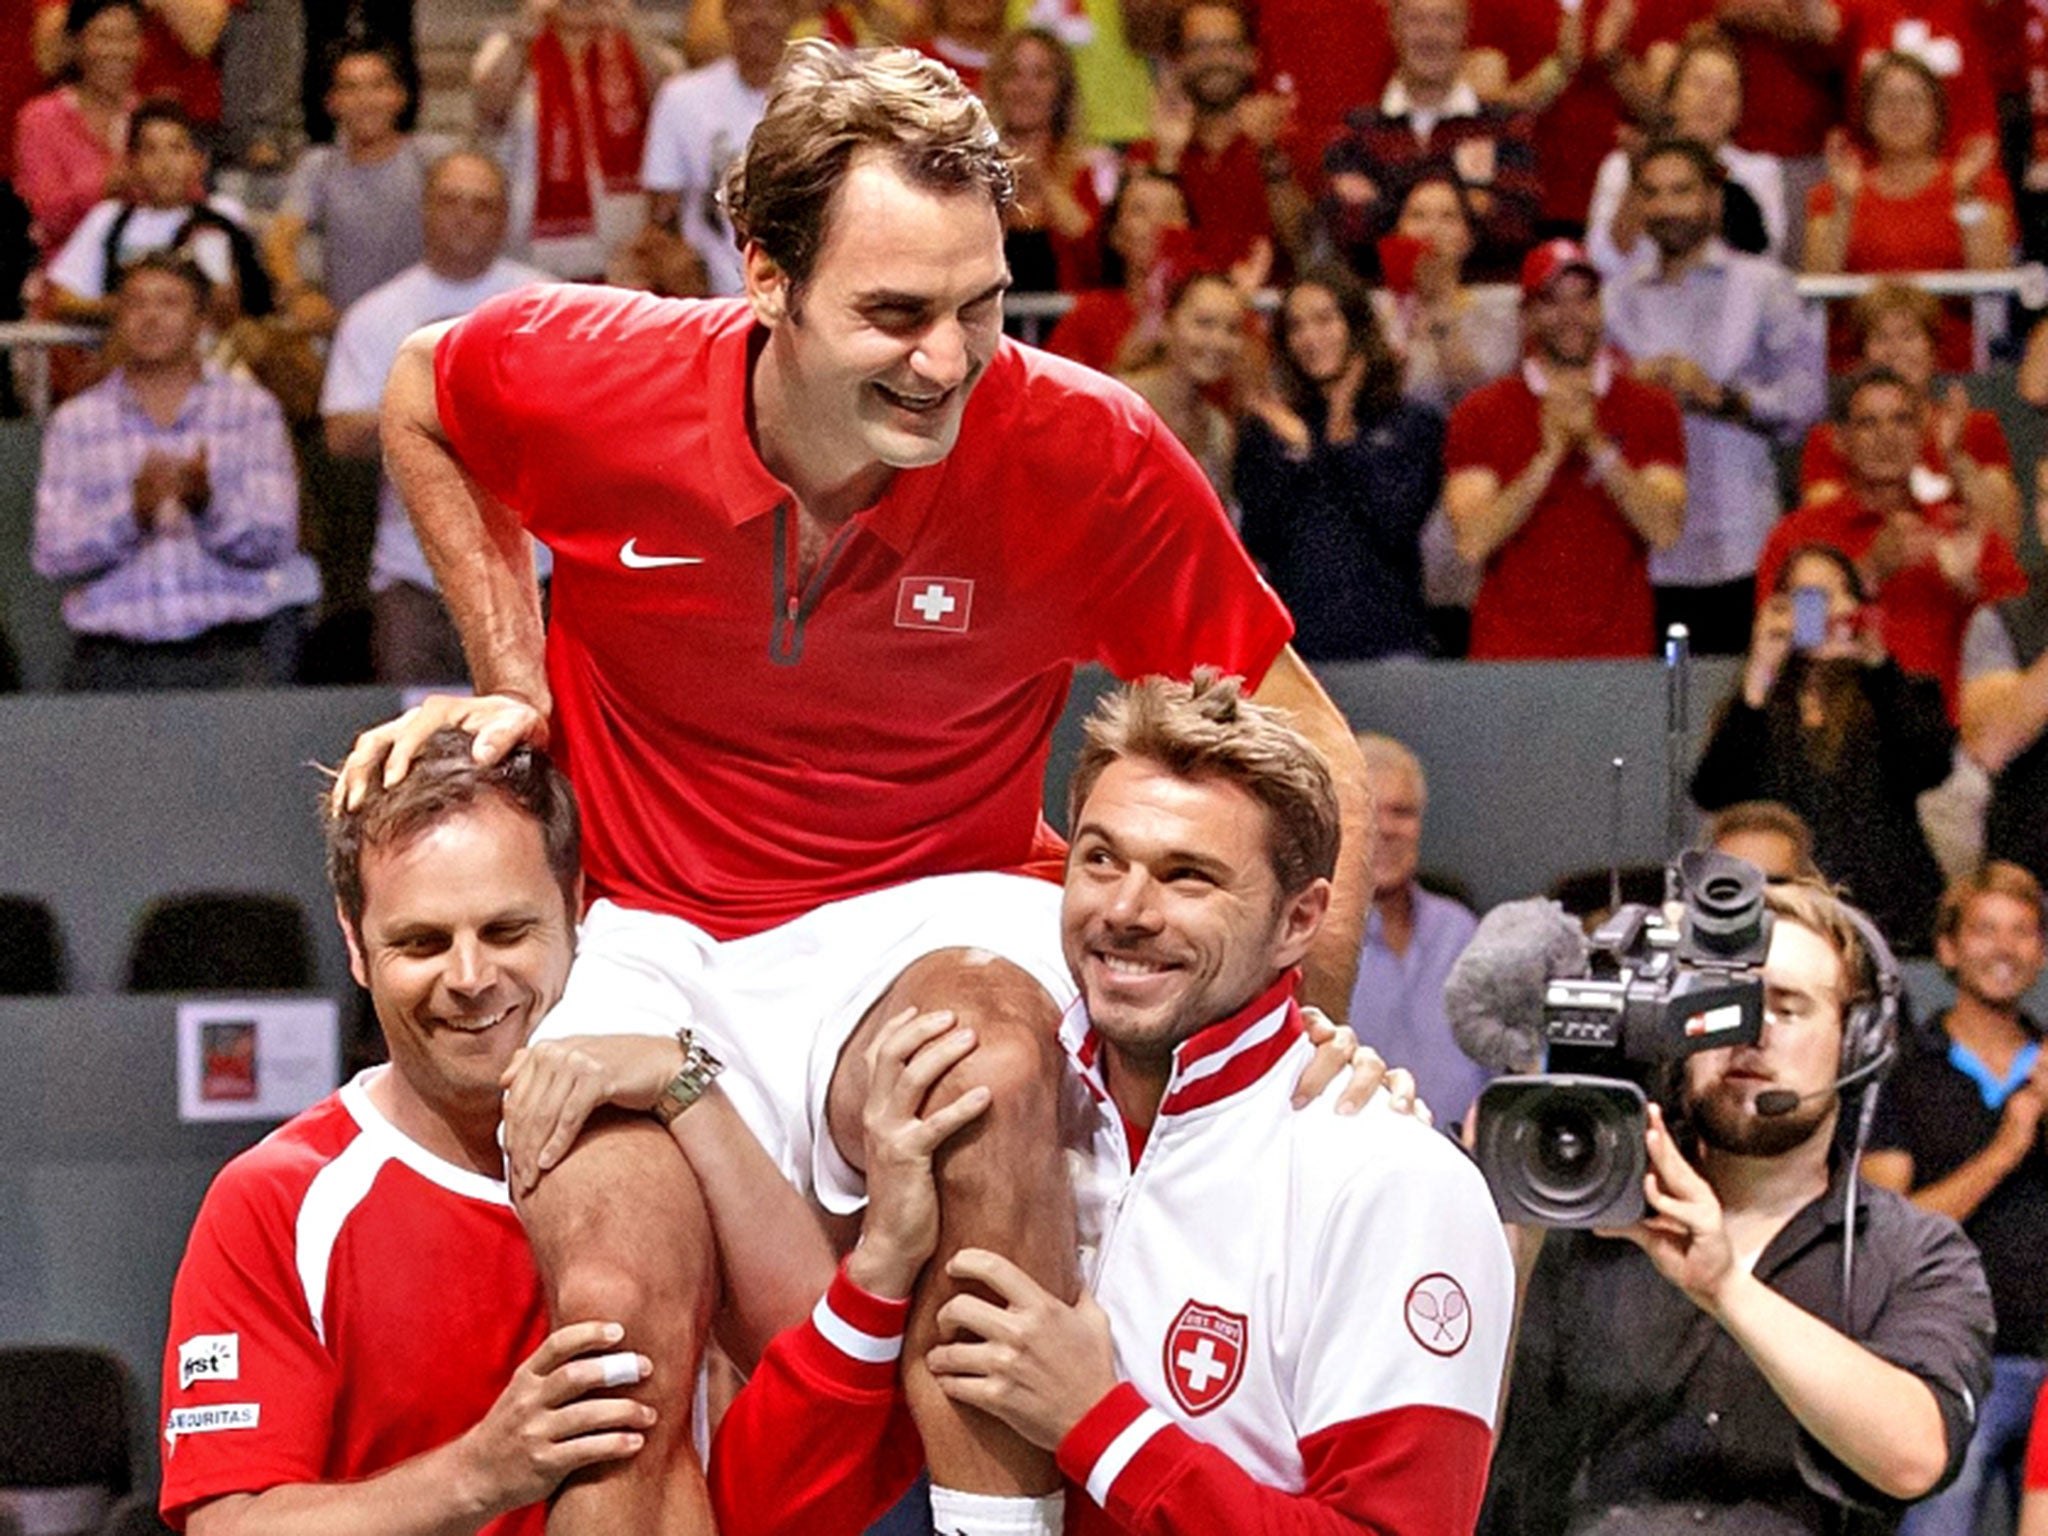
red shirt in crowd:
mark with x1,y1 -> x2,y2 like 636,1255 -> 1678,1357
1755,492 -> 2028,716
1245,0 -> 1397,162
1446,363 -> 1686,660
1127,131 -> 1284,274
1807,163 -> 2014,372
1799,409 -> 2011,497
1468,0 -> 1702,227
1042,287 -> 1139,375
1715,0 -> 1843,157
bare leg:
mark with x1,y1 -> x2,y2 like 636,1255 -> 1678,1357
515,1109 -> 720,1536
826,949 -> 1074,1499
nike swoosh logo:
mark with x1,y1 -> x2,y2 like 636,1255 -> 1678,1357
620,538 -> 705,570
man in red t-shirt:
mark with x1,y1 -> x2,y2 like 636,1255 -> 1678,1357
1127,0 -> 1310,275
1758,367 -> 2029,716
160,736 -> 651,1535
336,39 -> 1371,1536
1444,239 -> 1687,659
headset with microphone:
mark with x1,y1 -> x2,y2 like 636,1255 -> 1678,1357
1746,903 -> 1901,1122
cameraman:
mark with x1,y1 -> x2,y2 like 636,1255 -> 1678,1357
1480,881 -> 1993,1536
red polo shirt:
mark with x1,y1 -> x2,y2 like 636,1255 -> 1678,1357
1447,366 -> 1685,660
1755,492 -> 2028,715
436,287 -> 1292,939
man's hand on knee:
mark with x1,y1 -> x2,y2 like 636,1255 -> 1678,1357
452,1320 -> 656,1519
850,1007 -> 995,1300
501,1035 -> 685,1195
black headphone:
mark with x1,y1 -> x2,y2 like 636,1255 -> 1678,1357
1751,898 -> 1900,1118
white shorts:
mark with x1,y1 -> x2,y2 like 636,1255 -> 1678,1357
534,872 -> 1075,1213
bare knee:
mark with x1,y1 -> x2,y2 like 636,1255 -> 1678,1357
831,948 -> 1064,1167
517,1108 -> 718,1349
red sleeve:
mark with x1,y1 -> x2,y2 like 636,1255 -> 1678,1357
1755,514 -> 1800,605
1084,409 -> 1293,688
1977,531 -> 2031,605
1800,423 -> 1845,491
1962,409 -> 2012,468
1618,382 -> 1684,470
158,1158 -> 339,1529
1443,386 -> 1512,479
707,1263 -> 923,1536
2027,1378 -> 2048,1490
1057,1385 -> 1494,1536
432,285 -> 556,519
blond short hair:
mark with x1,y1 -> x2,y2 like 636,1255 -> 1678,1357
1068,672 -> 1340,898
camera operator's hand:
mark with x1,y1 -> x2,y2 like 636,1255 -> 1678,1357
1743,594 -> 1796,708
1601,1104 -> 1738,1311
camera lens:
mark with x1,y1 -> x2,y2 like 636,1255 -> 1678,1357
1475,1076 -> 1649,1228
1529,1100 -> 1608,1199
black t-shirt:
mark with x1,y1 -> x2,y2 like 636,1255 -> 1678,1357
1482,1170 -> 1993,1536
1870,1010 -> 2048,1355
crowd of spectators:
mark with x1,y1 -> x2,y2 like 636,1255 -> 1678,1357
7,4 -> 2048,1530
0,0 -> 2041,926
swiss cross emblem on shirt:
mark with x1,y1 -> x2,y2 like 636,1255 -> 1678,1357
895,577 -> 974,632
1163,1300 -> 1247,1416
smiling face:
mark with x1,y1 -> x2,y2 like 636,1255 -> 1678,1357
748,150 -> 1008,482
1282,281 -> 1355,385
1940,891 -> 2047,1010
130,117 -> 202,209
1639,151 -> 1718,260
1863,59 -> 1943,158
1683,918 -> 1849,1156
327,51 -> 407,147
1163,275 -> 1245,387
1667,48 -> 1742,146
1525,269 -> 1603,368
1841,379 -> 1925,490
994,34 -> 1063,137
343,798 -> 576,1143
1061,757 -> 1325,1067
75,3 -> 143,98
1393,0 -> 1468,92
1176,3 -> 1255,112
1860,306 -> 1937,392
1395,178 -> 1474,265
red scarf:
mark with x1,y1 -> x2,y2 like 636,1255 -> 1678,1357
531,24 -> 649,239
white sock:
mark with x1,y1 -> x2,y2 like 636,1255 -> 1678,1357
927,1486 -> 1066,1536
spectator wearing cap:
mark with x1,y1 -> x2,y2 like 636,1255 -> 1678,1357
1321,0 -> 1541,283
1603,137 -> 1824,656
31,252 -> 315,690
1443,238 -> 1685,659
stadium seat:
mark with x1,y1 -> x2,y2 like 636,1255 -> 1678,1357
0,896 -> 65,995
125,891 -> 313,993
0,1346 -> 133,1536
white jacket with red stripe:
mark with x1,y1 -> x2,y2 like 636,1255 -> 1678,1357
1055,972 -> 1515,1536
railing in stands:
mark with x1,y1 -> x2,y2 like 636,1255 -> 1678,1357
3,266 -> 2044,415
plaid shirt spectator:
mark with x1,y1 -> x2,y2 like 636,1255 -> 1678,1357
1322,81 -> 1541,282
33,366 -> 318,643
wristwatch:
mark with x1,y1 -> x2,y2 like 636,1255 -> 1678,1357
651,1028 -> 724,1124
